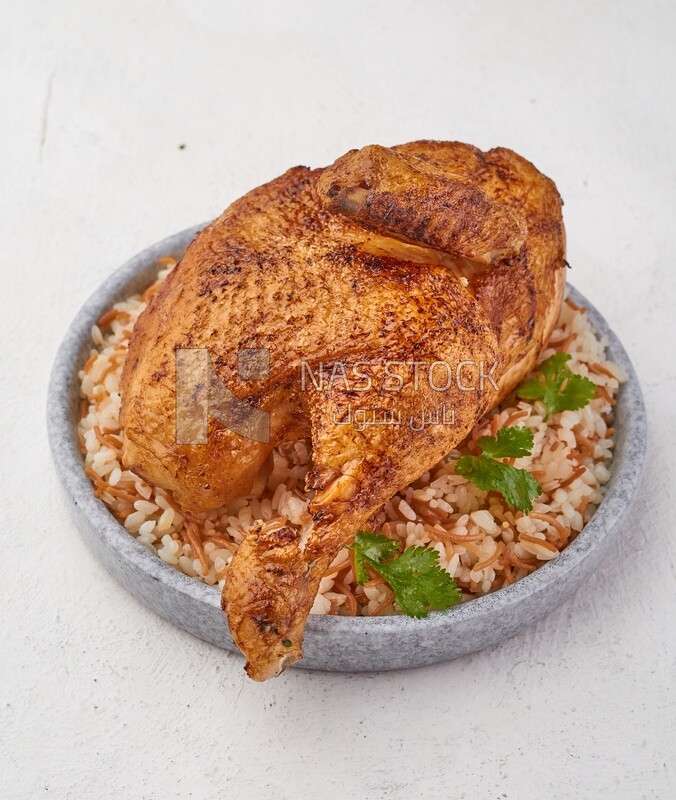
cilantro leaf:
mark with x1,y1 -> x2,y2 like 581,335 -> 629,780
558,373 -> 599,412
348,532 -> 461,617
517,353 -> 597,420
455,425 -> 541,511
348,531 -> 400,583
477,426 -> 534,459
541,351 -> 571,380
455,455 -> 541,512
374,547 -> 462,617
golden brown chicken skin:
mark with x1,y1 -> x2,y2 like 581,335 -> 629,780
120,141 -> 565,680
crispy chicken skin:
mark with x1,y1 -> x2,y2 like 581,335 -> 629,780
120,141 -> 565,680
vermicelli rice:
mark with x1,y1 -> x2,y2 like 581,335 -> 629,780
78,258 -> 625,616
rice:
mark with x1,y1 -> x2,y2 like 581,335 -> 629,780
78,258 -> 623,616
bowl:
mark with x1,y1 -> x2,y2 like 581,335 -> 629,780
47,225 -> 647,673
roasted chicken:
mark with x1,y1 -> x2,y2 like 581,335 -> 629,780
120,141 -> 566,680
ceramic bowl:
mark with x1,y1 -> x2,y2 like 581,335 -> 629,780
47,225 -> 647,672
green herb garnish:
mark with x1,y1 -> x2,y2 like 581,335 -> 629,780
455,426 -> 541,512
516,353 -> 597,421
347,531 -> 461,617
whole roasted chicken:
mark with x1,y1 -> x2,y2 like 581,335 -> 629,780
120,141 -> 566,680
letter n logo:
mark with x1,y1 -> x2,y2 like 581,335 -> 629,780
175,348 -> 270,444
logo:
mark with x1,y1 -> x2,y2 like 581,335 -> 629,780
175,348 -> 499,444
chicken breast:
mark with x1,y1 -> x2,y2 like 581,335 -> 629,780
120,141 -> 566,680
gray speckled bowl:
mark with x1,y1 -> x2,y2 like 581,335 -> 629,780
47,226 -> 647,673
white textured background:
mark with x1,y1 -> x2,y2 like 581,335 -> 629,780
2,2 -> 674,798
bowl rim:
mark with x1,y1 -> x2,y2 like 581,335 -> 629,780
47,224 -> 648,637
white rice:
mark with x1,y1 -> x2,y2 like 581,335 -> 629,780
78,260 -> 624,616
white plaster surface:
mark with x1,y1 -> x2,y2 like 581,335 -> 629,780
1,1 -> 674,797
